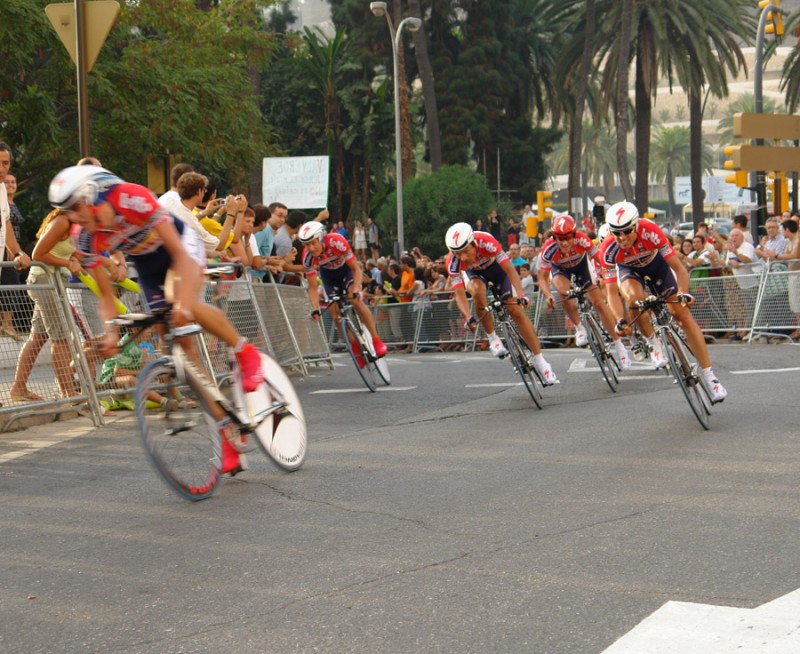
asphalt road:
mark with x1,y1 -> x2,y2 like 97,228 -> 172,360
1,344 -> 799,653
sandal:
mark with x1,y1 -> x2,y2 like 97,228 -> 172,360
10,389 -> 44,402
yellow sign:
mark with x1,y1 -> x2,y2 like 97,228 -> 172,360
45,1 -> 120,72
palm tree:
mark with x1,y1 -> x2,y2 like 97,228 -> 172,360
650,125 -> 711,219
547,120 -> 618,194
778,13 -> 800,112
717,93 -> 780,146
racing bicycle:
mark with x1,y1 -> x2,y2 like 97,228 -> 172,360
480,285 -> 545,409
327,294 -> 390,392
563,280 -> 619,392
110,310 -> 307,500
631,287 -> 713,429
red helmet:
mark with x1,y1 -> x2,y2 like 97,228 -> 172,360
552,214 -> 576,236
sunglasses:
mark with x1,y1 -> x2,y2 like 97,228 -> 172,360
554,233 -> 574,241
610,226 -> 636,236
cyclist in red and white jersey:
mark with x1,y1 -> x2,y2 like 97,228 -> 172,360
538,215 -> 631,368
48,165 -> 264,474
299,222 -> 387,359
445,223 -> 556,384
599,201 -> 726,403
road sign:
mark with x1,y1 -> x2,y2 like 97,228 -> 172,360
725,145 -> 800,172
733,112 -> 800,140
45,1 -> 120,72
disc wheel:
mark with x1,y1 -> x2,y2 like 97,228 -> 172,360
586,316 -> 618,392
249,352 -> 308,471
501,322 -> 542,409
342,318 -> 376,391
135,360 -> 220,501
661,328 -> 710,430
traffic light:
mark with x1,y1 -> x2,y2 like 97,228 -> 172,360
536,190 -> 553,222
759,0 -> 784,36
726,170 -> 749,188
770,171 -> 789,213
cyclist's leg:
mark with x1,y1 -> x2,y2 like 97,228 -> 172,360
550,273 -> 580,327
668,301 -> 710,368
617,274 -> 654,339
466,276 -> 493,333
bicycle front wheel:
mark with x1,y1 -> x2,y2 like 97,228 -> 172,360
342,318 -> 376,391
501,322 -> 542,409
661,327 -> 710,430
250,352 -> 308,471
359,320 -> 390,385
135,360 -> 220,500
586,315 -> 618,392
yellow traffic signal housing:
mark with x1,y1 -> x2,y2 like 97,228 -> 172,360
537,190 -> 553,221
726,170 -> 749,188
759,0 -> 784,36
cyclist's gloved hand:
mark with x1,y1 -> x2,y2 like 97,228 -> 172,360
171,307 -> 193,328
309,309 -> 321,321
614,318 -> 631,337
464,316 -> 478,331
518,296 -> 530,307
545,295 -> 556,309
677,292 -> 694,307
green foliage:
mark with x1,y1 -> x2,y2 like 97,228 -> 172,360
376,165 -> 493,258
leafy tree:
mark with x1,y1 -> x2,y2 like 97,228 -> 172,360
377,164 -> 493,257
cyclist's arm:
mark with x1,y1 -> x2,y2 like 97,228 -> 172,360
306,273 -> 320,313
536,267 -> 555,303
89,260 -> 121,352
604,278 -> 625,324
666,255 -> 690,295
452,285 -> 471,321
155,220 -> 201,317
346,255 -> 363,295
498,258 -> 526,299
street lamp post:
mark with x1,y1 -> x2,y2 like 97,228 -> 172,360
370,2 -> 421,257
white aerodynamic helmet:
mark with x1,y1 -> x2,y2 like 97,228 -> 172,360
445,222 -> 475,252
298,221 -> 326,243
597,222 -> 611,241
48,165 -> 118,209
606,201 -> 639,233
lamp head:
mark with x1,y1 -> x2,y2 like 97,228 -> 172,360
406,17 -> 422,32
370,1 -> 387,17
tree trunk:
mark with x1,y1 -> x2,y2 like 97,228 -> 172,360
634,43 -> 651,215
615,0 -> 634,201
568,0 -> 596,216
667,165 -> 676,219
689,90 -> 704,229
408,0 -> 442,172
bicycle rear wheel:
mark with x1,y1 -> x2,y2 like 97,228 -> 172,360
250,352 -> 308,471
500,321 -> 543,409
661,327 -> 710,430
586,314 -> 618,392
359,320 -> 391,385
135,360 -> 220,500
342,318 -> 376,391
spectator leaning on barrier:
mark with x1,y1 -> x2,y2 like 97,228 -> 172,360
2,171 -> 29,340
777,220 -> 800,339
723,228 -> 760,341
157,162 -> 194,211
10,208 -> 82,401
755,217 -> 789,262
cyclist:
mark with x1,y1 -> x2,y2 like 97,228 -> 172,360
299,221 -> 388,360
444,222 -> 557,385
599,201 -> 727,403
537,214 -> 631,368
48,165 -> 263,474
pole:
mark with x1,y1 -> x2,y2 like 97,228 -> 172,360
753,3 -> 776,242
391,24 -> 404,254
75,0 -> 90,157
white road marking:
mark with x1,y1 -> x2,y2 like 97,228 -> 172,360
602,588 -> 800,653
310,386 -> 416,394
0,437 -> 75,465
730,366 -> 800,375
465,382 -> 523,388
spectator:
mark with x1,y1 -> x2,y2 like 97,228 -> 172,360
2,171 -> 28,340
367,216 -> 381,259
732,214 -> 754,244
158,162 -> 195,211
10,209 -> 82,401
383,262 -> 404,346
519,262 -> 536,297
507,243 -> 526,267
353,219 -> 368,262
755,217 -> 789,262
274,209 -> 323,285
0,144 -> 32,343
591,194 -> 607,228
506,215 -> 520,248
520,204 -> 535,246
723,228 -> 760,341
777,220 -> 800,339
487,208 -> 502,241
335,220 -> 348,239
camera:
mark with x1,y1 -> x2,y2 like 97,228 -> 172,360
218,199 -> 226,206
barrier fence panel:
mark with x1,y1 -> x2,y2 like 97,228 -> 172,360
412,295 -> 474,352
268,280 -> 331,370
751,259 -> 800,340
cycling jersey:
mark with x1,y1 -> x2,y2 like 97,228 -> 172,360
302,233 -> 354,278
72,183 -> 172,269
599,219 -> 674,283
539,231 -> 597,272
445,231 -> 508,290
